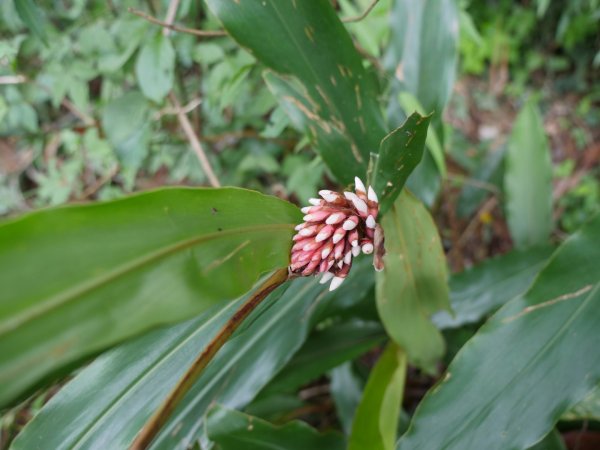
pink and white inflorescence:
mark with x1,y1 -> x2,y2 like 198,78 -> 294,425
289,176 -> 385,291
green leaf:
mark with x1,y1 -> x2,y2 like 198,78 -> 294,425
11,270 -> 371,449
386,0 -> 459,114
504,99 -> 553,248
14,0 -> 47,44
397,92 -> 445,178
206,405 -> 346,450
398,213 -> 600,450
101,91 -> 150,170
349,343 -> 406,450
371,112 -> 431,215
562,385 -> 600,421
135,33 -> 176,103
376,191 -> 450,371
527,429 -> 567,450
330,362 -> 364,435
263,320 -> 385,395
0,187 -> 300,407
433,246 -> 555,329
206,0 -> 387,184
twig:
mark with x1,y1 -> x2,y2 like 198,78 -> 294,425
128,8 -> 227,37
154,97 -> 202,119
129,268 -> 290,450
0,75 -> 27,85
342,0 -> 380,23
80,164 -> 119,199
169,92 -> 221,187
161,0 -> 180,36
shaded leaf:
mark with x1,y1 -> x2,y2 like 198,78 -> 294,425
526,429 -> 567,450
0,187 -> 300,407
330,362 -> 364,435
349,343 -> 406,450
14,0 -> 47,43
504,99 -> 553,248
135,33 -> 176,103
561,386 -> 600,422
206,0 -> 386,184
433,245 -> 555,329
386,0 -> 459,114
376,191 -> 450,371
371,112 -> 430,215
398,213 -> 600,450
206,405 -> 345,450
263,320 -> 385,395
12,270 -> 371,449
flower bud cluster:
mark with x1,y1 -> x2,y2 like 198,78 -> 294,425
289,177 -> 383,291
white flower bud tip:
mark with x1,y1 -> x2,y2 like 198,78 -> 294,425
301,206 -> 311,214
343,219 -> 357,230
319,190 -> 337,203
329,276 -> 345,291
308,198 -> 321,206
299,227 -> 314,236
352,246 -> 361,257
321,246 -> 332,259
366,215 -> 376,229
344,251 -> 352,265
326,213 -> 344,225
362,243 -> 374,254
368,186 -> 378,203
332,232 -> 344,244
337,260 -> 344,269
354,176 -> 366,193
344,192 -> 367,215
320,271 -> 334,284
294,223 -> 305,231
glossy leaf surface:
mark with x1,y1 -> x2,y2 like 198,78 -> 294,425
504,99 -> 553,248
433,246 -> 554,329
12,269 -> 371,449
398,213 -> 600,450
263,320 -> 385,394
206,405 -> 345,450
371,112 -> 431,215
205,0 -> 386,184
0,187 -> 300,406
349,343 -> 406,450
376,191 -> 451,371
387,0 -> 459,114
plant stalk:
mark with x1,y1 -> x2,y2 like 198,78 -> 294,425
129,268 -> 290,450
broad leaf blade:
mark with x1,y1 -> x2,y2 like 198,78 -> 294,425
206,405 -> 345,450
376,191 -> 451,371
206,0 -> 386,183
12,270 -> 371,449
14,0 -> 48,44
349,343 -> 406,450
135,33 -> 176,103
433,246 -> 555,329
372,113 -> 431,215
398,213 -> 600,450
263,320 -> 385,395
0,187 -> 300,407
386,0 -> 459,114
504,99 -> 553,248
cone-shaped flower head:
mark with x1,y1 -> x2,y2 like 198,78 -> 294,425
290,177 -> 385,291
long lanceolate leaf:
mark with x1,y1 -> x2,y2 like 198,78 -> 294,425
0,187 -> 301,407
398,213 -> 600,450
11,267 -> 372,449
205,0 -> 387,184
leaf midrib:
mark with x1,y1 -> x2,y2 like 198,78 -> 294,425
443,283 -> 599,448
0,223 -> 294,336
157,281 -> 317,446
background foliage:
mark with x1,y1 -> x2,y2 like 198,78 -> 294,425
1,0 -> 599,449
